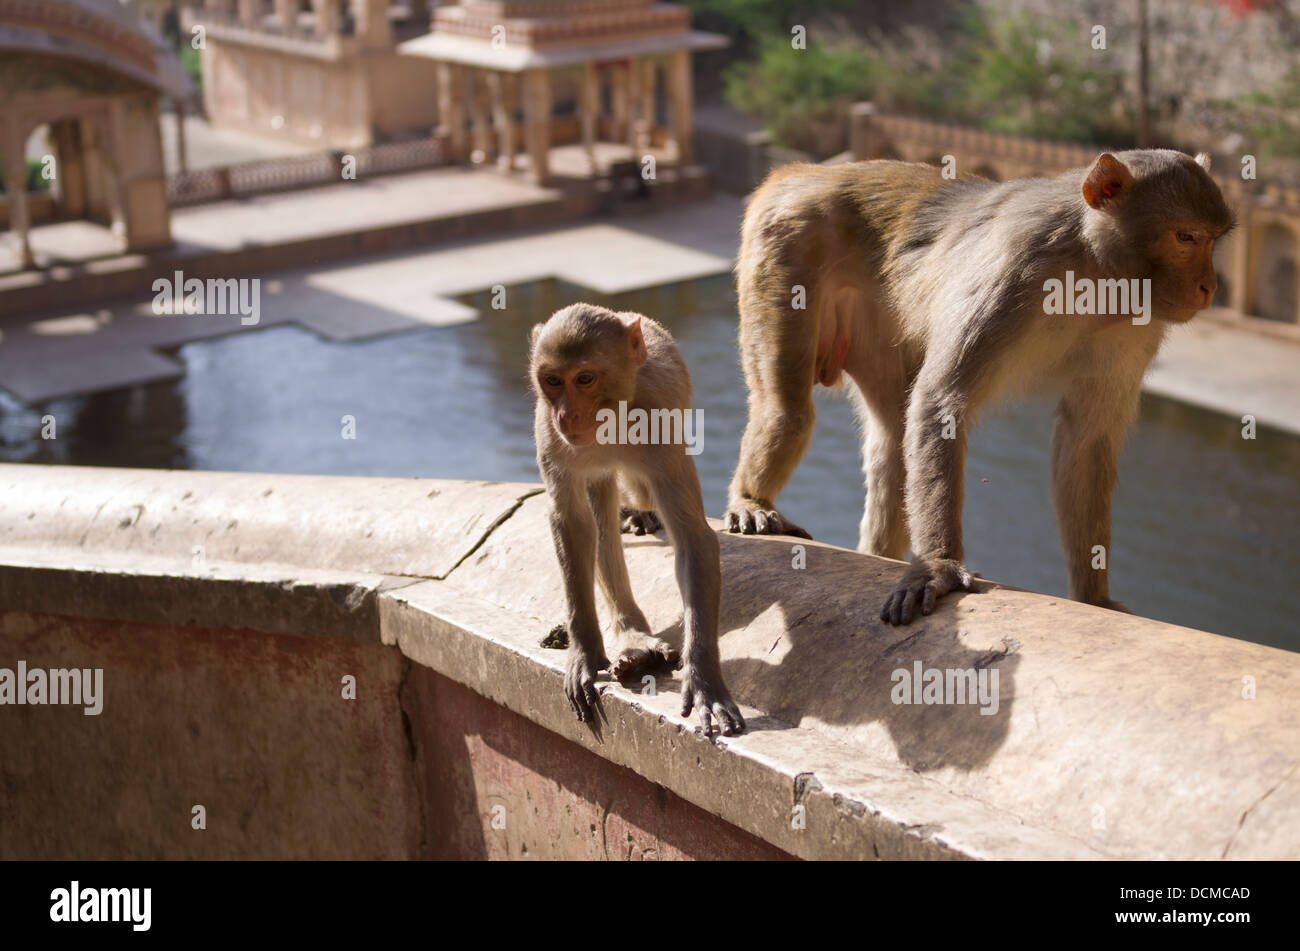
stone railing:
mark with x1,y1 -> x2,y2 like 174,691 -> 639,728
185,7 -> 358,59
1,465 -> 1296,860
167,137 -> 450,206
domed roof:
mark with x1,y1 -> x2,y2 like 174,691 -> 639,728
0,0 -> 194,100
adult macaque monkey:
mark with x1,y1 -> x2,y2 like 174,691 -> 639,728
531,303 -> 744,735
725,150 -> 1233,624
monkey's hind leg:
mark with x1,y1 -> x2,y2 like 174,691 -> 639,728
590,477 -> 679,681
847,351 -> 910,559
724,290 -> 816,540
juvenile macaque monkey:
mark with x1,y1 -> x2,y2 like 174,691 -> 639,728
532,303 -> 744,735
725,150 -> 1234,624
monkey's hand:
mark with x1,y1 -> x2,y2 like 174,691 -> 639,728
619,508 -> 662,536
723,503 -> 812,540
680,663 -> 745,737
564,647 -> 608,723
880,558 -> 975,625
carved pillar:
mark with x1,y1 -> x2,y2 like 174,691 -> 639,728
2,111 -> 34,269
522,67 -> 551,183
105,100 -> 127,246
610,62 -> 627,143
175,101 -> 189,175
274,0 -> 296,30
51,118 -> 87,218
580,60 -> 599,173
1229,206 -> 1251,315
357,0 -> 391,49
436,62 -> 467,161
487,71 -> 518,171
312,0 -> 340,34
667,48 -> 692,165
469,70 -> 492,161
640,57 -> 656,149
625,58 -> 640,155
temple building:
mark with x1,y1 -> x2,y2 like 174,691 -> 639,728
192,1 -> 442,149
399,0 -> 726,182
0,0 -> 193,269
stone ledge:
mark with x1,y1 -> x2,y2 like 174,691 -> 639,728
382,578 -> 1096,860
1,464 -> 1297,860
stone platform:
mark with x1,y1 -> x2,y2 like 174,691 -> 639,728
0,466 -> 1296,859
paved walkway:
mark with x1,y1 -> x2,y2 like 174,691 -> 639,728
0,175 -> 1297,436
168,166 -> 563,253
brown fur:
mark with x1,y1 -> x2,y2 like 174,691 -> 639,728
724,151 -> 1234,624
531,303 -> 744,733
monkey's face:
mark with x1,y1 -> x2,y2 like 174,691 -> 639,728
531,307 -> 648,448
1085,150 -> 1235,324
1147,221 -> 1224,322
537,363 -> 607,446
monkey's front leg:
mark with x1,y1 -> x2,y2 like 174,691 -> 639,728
547,483 -> 609,721
657,476 -> 745,736
880,380 -> 975,625
588,478 -> 678,680
1050,396 -> 1131,614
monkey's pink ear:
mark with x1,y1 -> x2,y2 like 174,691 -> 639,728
1194,151 -> 1212,172
1081,153 -> 1134,210
627,316 -> 648,366
530,323 -> 543,348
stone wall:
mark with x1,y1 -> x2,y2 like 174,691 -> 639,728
1,466 -> 1297,860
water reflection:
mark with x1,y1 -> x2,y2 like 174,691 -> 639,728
1,275 -> 1295,652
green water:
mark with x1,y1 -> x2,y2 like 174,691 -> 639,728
2,274 -> 1297,651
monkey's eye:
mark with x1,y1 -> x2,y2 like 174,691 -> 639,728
543,375 -> 563,388
576,372 -> 596,386
1176,231 -> 1196,244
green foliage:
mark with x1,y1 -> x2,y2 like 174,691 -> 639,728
0,159 -> 53,195
686,0 -> 853,52
1237,66 -> 1300,158
715,6 -> 1134,153
948,11 -> 1132,145
724,38 -> 877,153
180,40 -> 203,95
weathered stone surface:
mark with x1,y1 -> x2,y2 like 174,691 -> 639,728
403,665 -> 793,860
382,579 -> 1076,860
0,611 -> 418,860
2,465 -> 1297,859
0,545 -> 404,641
422,487 -> 1300,860
0,464 -> 538,580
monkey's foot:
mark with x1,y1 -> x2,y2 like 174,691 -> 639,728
619,508 -> 662,536
564,648 -> 609,722
880,558 -> 975,625
609,632 -> 679,681
723,503 -> 812,540
680,664 -> 745,736
1096,598 -> 1132,615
